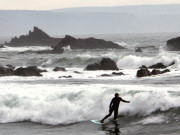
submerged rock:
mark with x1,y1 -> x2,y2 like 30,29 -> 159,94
151,69 -> 162,75
85,58 -> 119,71
53,67 -> 66,72
59,75 -> 72,78
135,47 -> 142,52
52,35 -> 125,53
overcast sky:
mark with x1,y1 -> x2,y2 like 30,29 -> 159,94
1,0 -> 180,10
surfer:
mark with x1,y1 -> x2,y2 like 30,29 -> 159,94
101,93 -> 130,123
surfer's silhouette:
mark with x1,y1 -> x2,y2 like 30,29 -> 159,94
101,93 -> 130,123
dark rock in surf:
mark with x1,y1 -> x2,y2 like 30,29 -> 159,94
137,66 -> 151,77
5,64 -> 15,70
6,26 -> 61,47
100,72 -> 124,77
167,36 -> 180,51
52,35 -> 125,53
0,45 -> 5,48
14,66 -> 42,76
100,74 -> 112,77
161,69 -> 170,74
53,67 -> 66,72
112,72 -> 124,76
149,63 -> 167,69
59,75 -> 72,78
0,65 -> 14,76
135,47 -> 142,52
85,58 -> 119,71
151,69 -> 162,75
74,71 -> 82,74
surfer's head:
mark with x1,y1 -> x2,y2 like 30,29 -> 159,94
115,93 -> 119,98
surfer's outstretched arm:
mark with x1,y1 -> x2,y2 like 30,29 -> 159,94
121,98 -> 130,103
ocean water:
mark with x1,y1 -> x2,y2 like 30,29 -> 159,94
0,33 -> 180,135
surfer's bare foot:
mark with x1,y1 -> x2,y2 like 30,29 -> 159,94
100,119 -> 104,123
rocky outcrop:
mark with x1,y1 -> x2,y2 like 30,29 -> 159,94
167,36 -> 180,51
85,58 -> 119,71
53,67 -> 66,72
137,65 -> 171,77
6,26 -> 61,47
52,35 -> 125,53
135,47 -> 142,52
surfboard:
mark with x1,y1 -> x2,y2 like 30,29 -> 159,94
91,119 -> 108,125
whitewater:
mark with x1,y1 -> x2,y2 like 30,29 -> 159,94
0,33 -> 180,135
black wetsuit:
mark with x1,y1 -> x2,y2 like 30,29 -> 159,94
102,97 -> 129,120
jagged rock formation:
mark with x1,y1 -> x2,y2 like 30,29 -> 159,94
52,35 -> 125,53
6,26 -> 61,47
167,36 -> 180,51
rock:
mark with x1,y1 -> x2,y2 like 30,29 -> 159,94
0,65 -> 14,76
59,75 -> 72,78
167,36 -> 180,51
85,58 -> 119,71
151,69 -> 162,75
0,45 -> 5,48
100,74 -> 112,77
112,72 -> 124,76
149,63 -> 167,69
169,61 -> 175,66
14,66 -> 42,76
52,35 -> 125,53
100,72 -> 124,77
74,71 -> 82,74
53,67 -> 66,72
5,64 -> 15,70
135,47 -> 142,52
161,69 -> 170,74
6,26 -> 61,47
137,66 -> 151,77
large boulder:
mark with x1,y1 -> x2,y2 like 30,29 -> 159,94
52,35 -> 125,53
167,37 -> 180,51
85,58 -> 119,71
137,66 -> 151,77
14,66 -> 43,76
6,26 -> 61,47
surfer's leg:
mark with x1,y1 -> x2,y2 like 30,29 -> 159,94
101,109 -> 113,123
114,109 -> 118,120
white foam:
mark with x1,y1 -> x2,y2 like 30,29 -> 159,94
0,83 -> 180,125
117,51 -> 180,69
0,46 -> 52,52
136,115 -> 166,124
